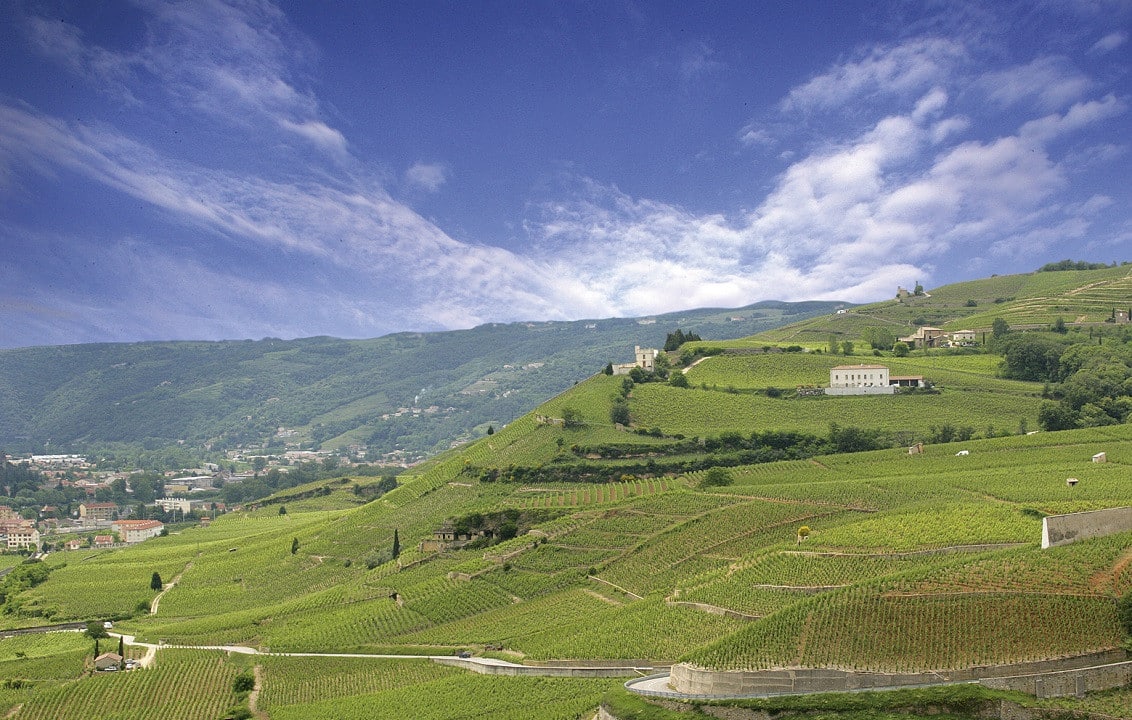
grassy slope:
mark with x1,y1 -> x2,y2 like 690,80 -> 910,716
753,265 -> 1132,346
4,270 -> 1131,718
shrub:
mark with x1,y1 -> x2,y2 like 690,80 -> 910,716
233,672 -> 255,695
699,467 -> 733,488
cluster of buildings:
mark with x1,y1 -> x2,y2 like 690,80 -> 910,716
0,506 -> 40,550
898,327 -> 977,349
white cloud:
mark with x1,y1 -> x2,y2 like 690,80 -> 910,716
979,57 -> 1092,110
780,38 -> 965,113
21,0 -> 346,160
1090,30 -> 1127,53
405,162 -> 449,192
1019,94 -> 1124,143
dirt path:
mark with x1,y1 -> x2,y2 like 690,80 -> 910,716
138,643 -> 157,668
150,561 -> 192,615
248,664 -> 268,720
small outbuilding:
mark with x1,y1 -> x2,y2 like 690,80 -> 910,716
1092,452 -> 1107,463
95,652 -> 123,671
1066,478 -> 1079,487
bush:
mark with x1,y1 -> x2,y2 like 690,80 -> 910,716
699,467 -> 733,487
233,672 -> 255,694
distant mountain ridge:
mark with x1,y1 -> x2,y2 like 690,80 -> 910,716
0,300 -> 842,459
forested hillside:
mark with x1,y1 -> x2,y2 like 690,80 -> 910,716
0,301 -> 839,460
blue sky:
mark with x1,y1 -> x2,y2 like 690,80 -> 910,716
1,1 -> 1129,348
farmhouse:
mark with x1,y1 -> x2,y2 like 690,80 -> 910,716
94,652 -> 123,671
950,329 -> 977,345
898,326 -> 946,349
111,519 -> 164,544
611,346 -> 659,375
93,534 -> 115,548
827,364 -> 896,396
826,364 -> 925,396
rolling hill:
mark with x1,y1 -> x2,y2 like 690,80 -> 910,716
1,266 -> 1131,719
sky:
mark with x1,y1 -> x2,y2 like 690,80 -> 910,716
0,1 -> 1129,348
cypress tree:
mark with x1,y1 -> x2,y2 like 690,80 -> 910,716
392,529 -> 400,559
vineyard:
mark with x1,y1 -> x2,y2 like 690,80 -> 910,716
3,290 -> 1132,717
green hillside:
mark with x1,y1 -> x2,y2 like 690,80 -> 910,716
755,265 -> 1132,346
0,301 -> 838,460
2,268 -> 1131,719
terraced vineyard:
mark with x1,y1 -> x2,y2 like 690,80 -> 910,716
3,276 -> 1131,718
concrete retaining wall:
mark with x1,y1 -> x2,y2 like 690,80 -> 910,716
824,386 -> 896,396
981,659 -> 1132,698
1041,507 -> 1132,549
669,651 -> 1128,696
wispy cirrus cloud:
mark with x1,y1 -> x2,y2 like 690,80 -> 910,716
779,38 -> 966,113
22,0 -> 342,156
1090,30 -> 1127,53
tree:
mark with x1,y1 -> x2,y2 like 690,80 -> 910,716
278,505 -> 287,515
840,341 -> 854,356
609,398 -> 631,426
796,526 -> 811,544
85,620 -> 109,639
828,335 -> 839,354
699,467 -> 733,488
233,672 -> 255,694
150,571 -> 162,591
669,372 -> 689,388
1052,316 -> 1067,334
861,327 -> 896,351
252,456 -> 267,474
392,529 -> 400,559
991,317 -> 1010,340
291,537 -> 299,555
603,362 -> 614,375
486,425 -> 494,435
892,341 -> 910,357
560,407 -> 582,429
913,281 -> 924,296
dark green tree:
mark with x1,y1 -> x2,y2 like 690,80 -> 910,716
609,398 -> 631,426
392,529 -> 400,559
85,620 -> 109,639
560,407 -> 582,428
669,372 -> 689,388
892,341 -> 910,357
278,505 -> 287,515
602,362 -> 614,375
150,571 -> 162,591
486,425 -> 494,435
699,467 -> 733,488
291,537 -> 299,555
991,317 -> 1010,340
233,672 -> 255,694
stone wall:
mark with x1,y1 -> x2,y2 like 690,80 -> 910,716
824,386 -> 896,396
1041,507 -> 1132,549
668,651 -> 1128,696
981,659 -> 1132,698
